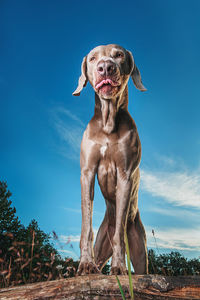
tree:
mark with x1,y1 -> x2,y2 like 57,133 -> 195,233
25,219 -> 57,257
0,181 -> 24,256
0,181 -> 21,234
148,249 -> 200,276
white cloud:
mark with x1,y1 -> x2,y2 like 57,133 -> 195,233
58,249 -> 79,259
52,107 -> 85,160
148,206 -> 198,219
58,249 -> 72,253
58,228 -> 200,258
63,207 -> 104,218
60,228 -> 99,245
154,153 -> 177,168
58,228 -> 200,255
63,207 -> 81,214
146,227 -> 200,252
55,122 -> 83,150
55,120 -> 83,159
58,108 -> 85,127
60,234 -> 80,243
140,168 -> 200,208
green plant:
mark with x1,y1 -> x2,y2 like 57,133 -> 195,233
124,231 -> 134,300
116,274 -> 126,300
116,229 -> 134,300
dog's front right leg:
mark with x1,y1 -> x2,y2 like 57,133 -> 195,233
78,167 -> 100,275
77,135 -> 100,275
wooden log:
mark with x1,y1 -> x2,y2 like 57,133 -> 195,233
0,274 -> 200,299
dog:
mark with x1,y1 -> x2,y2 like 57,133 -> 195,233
73,44 -> 148,275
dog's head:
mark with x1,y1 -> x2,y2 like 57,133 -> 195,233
73,44 -> 146,99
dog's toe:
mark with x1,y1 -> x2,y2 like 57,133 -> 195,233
88,262 -> 100,274
77,262 -> 100,276
110,266 -> 127,275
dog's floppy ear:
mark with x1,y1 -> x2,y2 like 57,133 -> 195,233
127,50 -> 147,92
131,64 -> 147,92
72,56 -> 88,96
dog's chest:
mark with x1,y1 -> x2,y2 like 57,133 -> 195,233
97,145 -> 117,200
100,144 -> 108,157
96,128 -> 140,200
99,140 -> 117,160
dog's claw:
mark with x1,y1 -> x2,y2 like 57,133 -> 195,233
110,266 -> 128,275
77,262 -> 100,276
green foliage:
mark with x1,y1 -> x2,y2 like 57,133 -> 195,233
0,181 -> 25,256
0,181 -> 21,235
102,262 -> 110,275
148,249 -> 200,276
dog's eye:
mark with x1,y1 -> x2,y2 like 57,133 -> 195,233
115,52 -> 124,58
89,56 -> 96,62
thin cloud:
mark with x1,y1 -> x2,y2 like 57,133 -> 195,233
140,169 -> 200,208
53,107 -> 84,126
60,228 -> 99,244
154,154 -> 177,168
58,108 -> 85,127
52,107 -> 85,160
60,234 -> 80,243
58,249 -> 79,259
58,227 -> 200,257
63,207 -> 81,214
55,122 -> 82,150
148,206 -> 198,219
63,207 -> 104,217
146,227 -> 200,252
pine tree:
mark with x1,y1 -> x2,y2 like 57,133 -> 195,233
25,219 -> 59,263
0,181 -> 24,255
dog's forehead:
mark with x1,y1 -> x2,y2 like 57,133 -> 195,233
88,44 -> 126,57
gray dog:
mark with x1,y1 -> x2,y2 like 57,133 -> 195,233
73,44 -> 148,275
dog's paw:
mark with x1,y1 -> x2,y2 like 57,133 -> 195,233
77,261 -> 100,276
110,266 -> 128,275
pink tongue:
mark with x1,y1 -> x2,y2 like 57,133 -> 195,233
96,79 -> 116,89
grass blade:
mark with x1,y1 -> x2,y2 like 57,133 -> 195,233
116,275 -> 126,300
125,232 -> 134,300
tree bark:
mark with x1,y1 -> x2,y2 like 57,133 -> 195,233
0,274 -> 200,299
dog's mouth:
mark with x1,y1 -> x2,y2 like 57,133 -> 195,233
95,79 -> 120,95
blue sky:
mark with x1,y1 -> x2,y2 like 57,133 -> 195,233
1,0 -> 200,260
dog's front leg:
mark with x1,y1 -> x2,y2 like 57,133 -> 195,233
77,134 -> 100,275
78,167 -> 98,275
111,173 -> 132,275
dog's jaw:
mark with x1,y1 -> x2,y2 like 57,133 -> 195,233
92,71 -> 122,100
95,84 -> 129,134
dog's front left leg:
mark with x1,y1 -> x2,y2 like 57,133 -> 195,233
110,174 -> 132,275
77,136 -> 100,275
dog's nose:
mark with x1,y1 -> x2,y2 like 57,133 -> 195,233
97,60 -> 117,77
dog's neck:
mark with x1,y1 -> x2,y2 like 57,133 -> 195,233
94,86 -> 128,134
